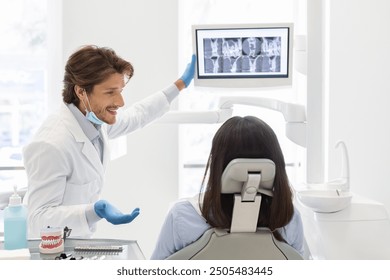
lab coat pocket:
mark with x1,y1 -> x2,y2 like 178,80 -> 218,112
63,179 -> 98,205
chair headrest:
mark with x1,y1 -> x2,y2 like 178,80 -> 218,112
221,158 -> 275,197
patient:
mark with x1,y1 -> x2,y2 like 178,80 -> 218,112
151,116 -> 304,259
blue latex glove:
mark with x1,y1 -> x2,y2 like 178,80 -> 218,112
94,200 -> 140,225
180,54 -> 196,87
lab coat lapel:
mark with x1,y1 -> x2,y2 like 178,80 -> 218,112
100,126 -> 110,170
61,103 -> 104,175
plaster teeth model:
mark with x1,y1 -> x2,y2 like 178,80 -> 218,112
39,227 -> 64,254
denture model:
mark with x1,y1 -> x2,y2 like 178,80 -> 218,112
39,227 -> 64,254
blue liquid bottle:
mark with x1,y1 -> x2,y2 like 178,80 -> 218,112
4,186 -> 28,250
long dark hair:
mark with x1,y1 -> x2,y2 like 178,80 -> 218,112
200,116 -> 294,242
62,45 -> 134,106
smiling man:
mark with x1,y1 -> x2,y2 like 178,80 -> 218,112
22,45 -> 196,238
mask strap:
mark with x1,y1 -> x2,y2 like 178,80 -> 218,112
80,98 -> 88,113
80,90 -> 93,113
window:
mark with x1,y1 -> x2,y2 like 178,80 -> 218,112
0,0 -> 48,203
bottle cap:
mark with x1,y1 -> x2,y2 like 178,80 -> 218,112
9,185 -> 22,206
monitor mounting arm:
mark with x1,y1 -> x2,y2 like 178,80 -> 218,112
157,96 -> 307,147
218,96 -> 306,147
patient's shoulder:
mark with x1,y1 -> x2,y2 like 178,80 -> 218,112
170,200 -> 200,219
169,200 -> 210,245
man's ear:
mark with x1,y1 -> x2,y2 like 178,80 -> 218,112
74,85 -> 85,99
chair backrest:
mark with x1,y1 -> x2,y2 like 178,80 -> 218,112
166,158 -> 303,260
166,227 -> 303,260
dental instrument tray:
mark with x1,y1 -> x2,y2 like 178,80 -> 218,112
4,238 -> 146,260
73,245 -> 123,254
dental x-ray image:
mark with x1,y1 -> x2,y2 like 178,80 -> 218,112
203,36 -> 281,74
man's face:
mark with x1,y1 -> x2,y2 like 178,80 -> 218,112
81,73 -> 126,125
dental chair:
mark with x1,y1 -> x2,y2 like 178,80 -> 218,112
166,158 -> 303,260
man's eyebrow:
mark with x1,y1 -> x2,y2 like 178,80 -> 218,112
103,87 -> 124,91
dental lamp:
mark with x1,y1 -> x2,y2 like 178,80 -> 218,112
157,96 -> 307,147
218,96 -> 306,147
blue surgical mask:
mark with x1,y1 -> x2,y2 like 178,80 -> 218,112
81,92 -> 106,125
85,110 -> 105,126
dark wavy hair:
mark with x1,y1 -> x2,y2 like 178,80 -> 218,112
62,45 -> 134,106
200,116 -> 294,242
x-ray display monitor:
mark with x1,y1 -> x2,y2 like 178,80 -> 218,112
192,23 -> 293,88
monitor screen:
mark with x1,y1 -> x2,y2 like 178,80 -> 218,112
192,23 -> 293,88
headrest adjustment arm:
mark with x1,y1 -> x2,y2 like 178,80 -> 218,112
241,172 -> 261,202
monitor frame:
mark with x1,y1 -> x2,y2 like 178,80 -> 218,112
192,23 -> 293,88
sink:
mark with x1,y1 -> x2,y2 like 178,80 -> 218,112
297,189 -> 353,213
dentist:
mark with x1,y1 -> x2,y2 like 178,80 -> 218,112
23,45 -> 196,238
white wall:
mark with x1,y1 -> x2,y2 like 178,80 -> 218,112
62,0 -> 179,258
327,0 -> 390,213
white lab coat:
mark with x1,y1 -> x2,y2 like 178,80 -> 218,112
23,90 -> 172,238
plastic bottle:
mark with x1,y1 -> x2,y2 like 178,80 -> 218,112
3,186 -> 28,250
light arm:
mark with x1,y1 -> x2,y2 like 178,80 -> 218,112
156,96 -> 306,147
218,96 -> 306,123
157,108 -> 233,124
